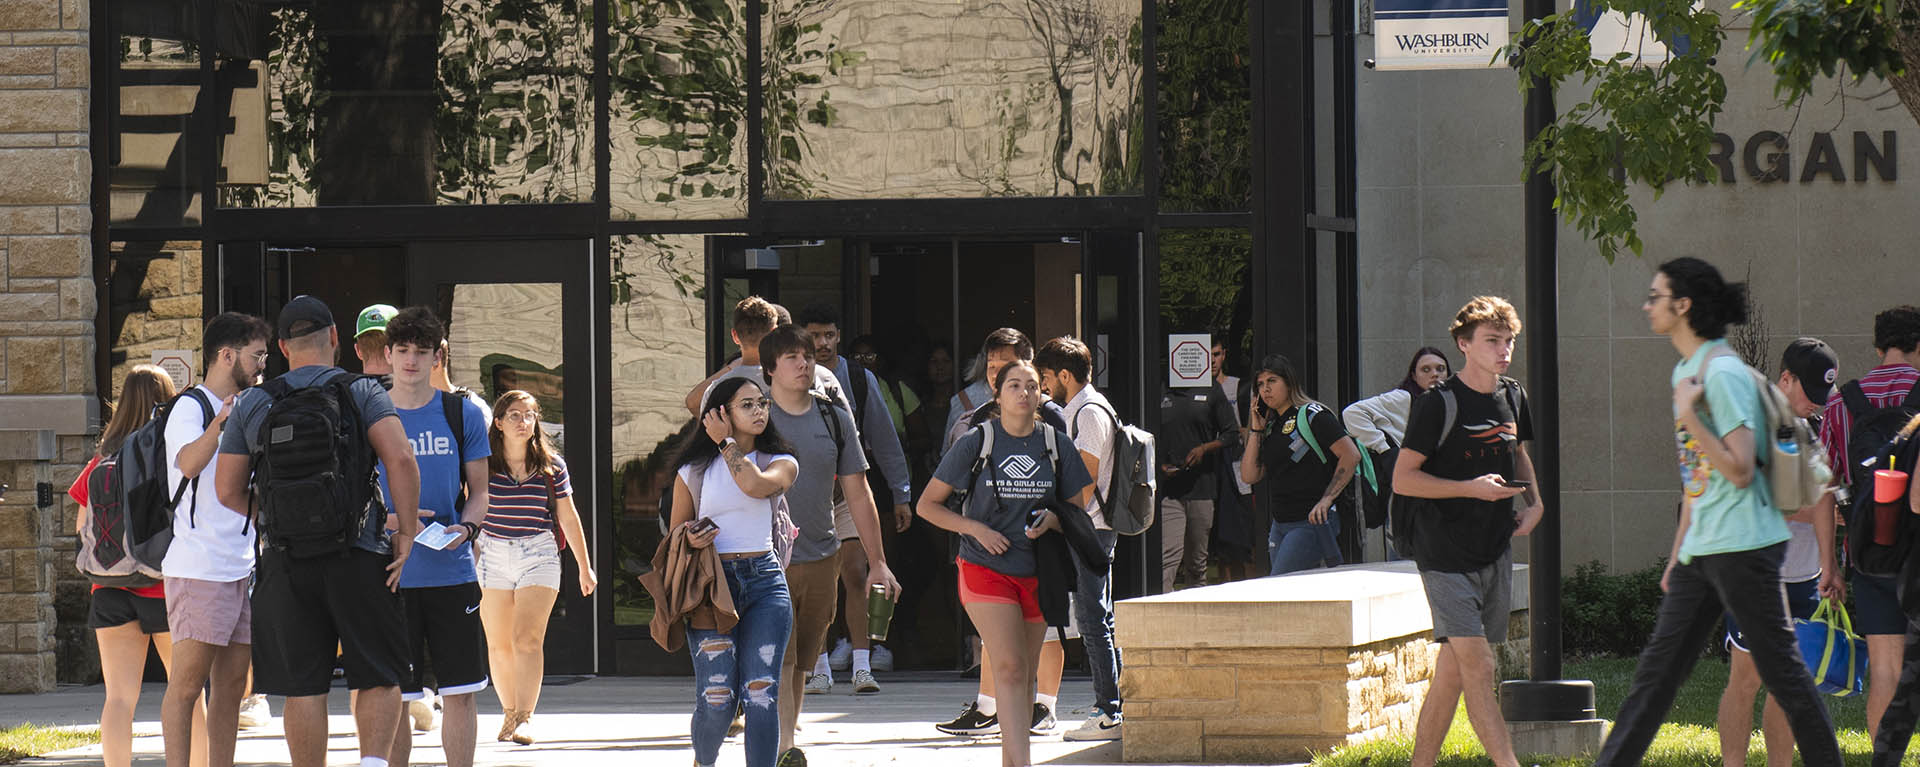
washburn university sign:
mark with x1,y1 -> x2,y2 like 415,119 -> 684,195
1630,130 -> 1900,184
1374,0 -> 1507,71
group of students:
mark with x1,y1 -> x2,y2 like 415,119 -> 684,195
655,298 -> 1129,767
75,298 -> 595,767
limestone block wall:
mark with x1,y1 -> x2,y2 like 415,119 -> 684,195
0,0 -> 94,693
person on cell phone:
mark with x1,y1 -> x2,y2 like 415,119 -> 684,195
1240,354 -> 1361,576
668,377 -> 800,767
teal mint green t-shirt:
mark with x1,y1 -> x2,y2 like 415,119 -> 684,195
1671,339 -> 1786,564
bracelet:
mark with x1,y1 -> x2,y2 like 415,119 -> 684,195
461,521 -> 481,541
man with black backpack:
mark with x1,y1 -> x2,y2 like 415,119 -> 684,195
759,324 -> 900,767
377,307 -> 493,767
214,296 -> 422,767
1819,305 -> 1920,740
161,312 -> 270,767
797,304 -> 911,695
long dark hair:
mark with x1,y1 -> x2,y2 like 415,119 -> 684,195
1397,346 -> 1452,396
1658,257 -> 1749,340
671,377 -> 796,472
1251,353 -> 1312,431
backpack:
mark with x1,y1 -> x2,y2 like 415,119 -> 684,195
1070,400 -> 1158,536
1291,401 -> 1377,512
1845,414 -> 1920,578
1389,379 -> 1521,558
1839,378 -> 1920,499
76,389 -> 214,585
1360,436 -> 1399,530
948,422 -> 1064,513
681,453 -> 801,567
1700,346 -> 1834,513
249,372 -> 382,558
384,381 -> 478,506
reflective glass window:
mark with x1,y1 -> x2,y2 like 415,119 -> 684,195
111,4 -> 206,227
1156,0 -> 1251,212
762,0 -> 1143,199
609,234 -> 709,626
1157,227 -> 1251,367
609,0 -> 750,220
219,0 -> 594,207
106,241 -> 205,396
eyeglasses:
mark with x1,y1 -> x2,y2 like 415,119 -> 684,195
1645,293 -> 1675,305
732,398 -> 772,413
229,349 -> 270,363
501,411 -> 541,425
852,352 -> 877,363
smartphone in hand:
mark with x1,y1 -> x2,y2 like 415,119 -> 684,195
689,517 -> 720,536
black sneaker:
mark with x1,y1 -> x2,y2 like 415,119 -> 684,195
1030,703 -> 1057,735
777,746 -> 807,767
934,701 -> 1000,736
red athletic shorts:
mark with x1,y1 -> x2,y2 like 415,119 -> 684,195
957,558 -> 1043,623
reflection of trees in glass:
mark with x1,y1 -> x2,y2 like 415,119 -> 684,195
1024,0 -> 1128,195
762,0 -> 861,199
249,7 -> 320,207
436,0 -> 593,203
609,0 -> 749,217
1159,228 -> 1252,356
1156,0 -> 1250,211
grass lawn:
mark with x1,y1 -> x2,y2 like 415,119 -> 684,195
0,723 -> 96,764
1312,655 -> 1883,767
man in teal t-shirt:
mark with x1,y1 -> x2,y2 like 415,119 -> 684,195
1593,259 -> 1840,767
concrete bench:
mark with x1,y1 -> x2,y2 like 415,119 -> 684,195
1114,560 -> 1530,763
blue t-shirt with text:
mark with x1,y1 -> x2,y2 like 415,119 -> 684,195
379,390 -> 492,587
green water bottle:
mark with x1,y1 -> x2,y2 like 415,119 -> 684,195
866,584 -> 895,641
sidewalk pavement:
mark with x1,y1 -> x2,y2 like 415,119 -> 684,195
0,672 -> 1302,766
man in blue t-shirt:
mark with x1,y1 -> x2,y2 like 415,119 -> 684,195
376,307 -> 492,767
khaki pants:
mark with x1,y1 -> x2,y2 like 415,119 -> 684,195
778,555 -> 840,751
1159,497 -> 1215,591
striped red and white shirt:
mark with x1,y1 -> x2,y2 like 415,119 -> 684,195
1819,364 -> 1920,485
482,457 -> 574,538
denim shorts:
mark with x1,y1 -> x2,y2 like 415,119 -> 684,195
476,532 -> 562,591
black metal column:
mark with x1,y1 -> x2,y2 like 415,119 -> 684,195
1522,0 -> 1563,684
1249,0 -> 1313,371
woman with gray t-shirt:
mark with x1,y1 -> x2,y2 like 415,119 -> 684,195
916,359 -> 1093,767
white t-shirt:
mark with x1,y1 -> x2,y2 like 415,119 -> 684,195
162,385 -> 256,582
677,451 -> 799,554
1066,387 -> 1117,530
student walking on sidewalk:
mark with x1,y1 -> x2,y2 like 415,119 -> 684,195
667,377 -> 799,767
1594,259 -> 1840,767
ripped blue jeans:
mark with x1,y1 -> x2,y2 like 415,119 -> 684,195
686,553 -> 793,767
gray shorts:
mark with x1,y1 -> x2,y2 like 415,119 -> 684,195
1419,549 -> 1512,643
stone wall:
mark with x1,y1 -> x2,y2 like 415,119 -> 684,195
0,0 -> 94,693
1115,562 -> 1529,763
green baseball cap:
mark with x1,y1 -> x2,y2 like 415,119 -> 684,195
355,304 -> 398,338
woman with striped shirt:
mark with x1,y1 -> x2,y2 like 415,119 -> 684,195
476,389 -> 596,745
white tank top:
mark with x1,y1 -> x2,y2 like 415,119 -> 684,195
677,452 -> 796,554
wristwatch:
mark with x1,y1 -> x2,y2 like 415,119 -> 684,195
722,437 -> 738,451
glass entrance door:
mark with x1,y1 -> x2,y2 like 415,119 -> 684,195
407,241 -> 599,675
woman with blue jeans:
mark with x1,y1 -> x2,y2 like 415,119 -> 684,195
1239,354 -> 1360,575
668,377 -> 800,767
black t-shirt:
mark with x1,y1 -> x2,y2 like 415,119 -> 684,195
1158,387 -> 1236,500
1400,376 -> 1533,573
1253,401 -> 1349,524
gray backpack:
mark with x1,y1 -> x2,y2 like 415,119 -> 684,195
1072,401 -> 1158,536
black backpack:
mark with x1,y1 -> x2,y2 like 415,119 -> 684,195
1389,379 -> 1521,558
1840,379 -> 1920,506
1845,413 -> 1920,578
76,389 -> 214,584
250,372 -> 381,557
1360,436 -> 1399,530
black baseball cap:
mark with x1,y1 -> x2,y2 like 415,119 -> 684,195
1782,338 -> 1839,405
277,295 -> 335,340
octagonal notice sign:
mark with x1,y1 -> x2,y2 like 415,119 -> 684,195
1168,334 -> 1211,388
152,350 -> 194,391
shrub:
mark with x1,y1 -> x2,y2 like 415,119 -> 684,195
1562,559 -> 1667,659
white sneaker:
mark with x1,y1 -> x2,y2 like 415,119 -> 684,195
1063,711 -> 1122,741
829,638 -> 853,672
870,645 -> 894,672
409,697 -> 438,732
851,668 -> 880,695
236,694 -> 271,729
804,672 -> 832,695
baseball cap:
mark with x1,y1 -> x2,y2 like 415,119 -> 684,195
1782,338 -> 1839,405
278,295 -> 335,340
356,304 -> 398,338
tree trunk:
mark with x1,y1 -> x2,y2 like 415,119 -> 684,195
1890,26 -> 1920,128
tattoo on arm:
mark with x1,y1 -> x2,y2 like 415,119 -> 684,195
1322,465 -> 1355,503
722,444 -> 751,476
